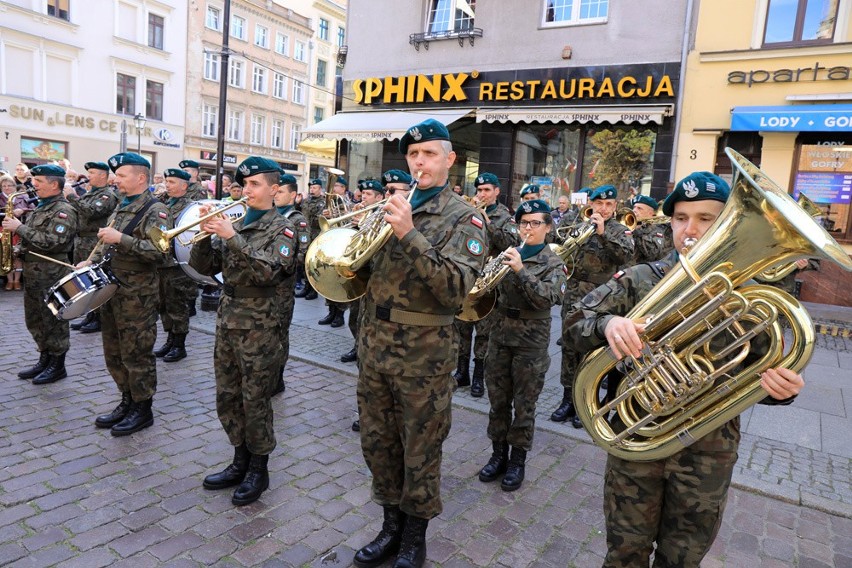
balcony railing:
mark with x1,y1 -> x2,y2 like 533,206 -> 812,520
409,27 -> 483,51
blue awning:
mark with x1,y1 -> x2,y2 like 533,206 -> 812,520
731,104 -> 852,132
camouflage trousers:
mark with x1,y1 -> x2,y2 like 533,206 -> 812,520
603,419 -> 740,568
278,293 -> 295,370
157,267 -> 196,335
215,325 -> 283,455
456,310 -> 494,362
357,364 -> 453,519
347,298 -> 361,339
485,343 -> 550,451
72,235 -> 98,265
22,262 -> 69,356
101,285 -> 159,402
559,281 -> 598,391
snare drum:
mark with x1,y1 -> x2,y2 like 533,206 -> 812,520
45,261 -> 119,320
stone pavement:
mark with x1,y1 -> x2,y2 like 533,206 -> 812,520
0,290 -> 850,567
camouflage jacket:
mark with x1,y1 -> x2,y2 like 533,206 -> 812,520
302,195 -> 326,240
568,216 -> 634,287
186,181 -> 207,201
492,245 -> 566,348
484,202 -> 519,256
358,187 -> 487,375
280,206 -> 309,265
16,197 -> 77,257
632,220 -> 674,264
555,207 -> 580,230
162,194 -> 195,268
190,209 -> 296,330
66,185 -> 119,237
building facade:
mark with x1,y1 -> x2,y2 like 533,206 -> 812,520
675,0 -> 852,305
306,0 -> 689,208
184,0 -> 312,183
0,0 -> 187,173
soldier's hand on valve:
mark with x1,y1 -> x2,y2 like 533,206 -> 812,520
383,193 -> 414,239
760,367 -> 804,400
2,215 -> 21,232
501,246 -> 523,273
603,316 -> 646,359
590,212 -> 606,236
201,215 -> 235,240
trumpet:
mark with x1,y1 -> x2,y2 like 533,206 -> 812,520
148,197 -> 248,254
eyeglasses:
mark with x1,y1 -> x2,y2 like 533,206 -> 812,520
518,220 -> 545,228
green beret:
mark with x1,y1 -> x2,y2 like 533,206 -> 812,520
31,164 -> 66,177
279,173 -> 297,186
335,177 -> 348,186
358,179 -> 385,194
590,185 -> 617,201
108,152 -> 150,172
398,118 -> 450,154
475,172 -> 499,188
83,161 -> 110,172
382,169 -> 412,186
309,178 -> 324,187
662,172 -> 730,216
179,159 -> 200,169
631,194 -> 659,210
235,156 -> 280,186
576,187 -> 593,195
514,199 -> 551,223
163,168 -> 191,181
520,184 -> 540,197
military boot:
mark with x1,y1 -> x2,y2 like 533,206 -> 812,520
478,441 -> 509,482
110,398 -> 154,437
79,311 -> 101,333
95,391 -> 132,428
452,355 -> 470,388
318,305 -> 337,325
351,420 -> 360,432
163,334 -> 187,362
304,281 -> 318,300
353,506 -> 405,568
18,352 -> 50,380
32,353 -> 67,385
232,453 -> 269,506
203,443 -> 250,489
501,447 -> 527,492
470,358 -> 485,397
70,312 -> 92,331
550,388 -> 577,422
393,516 -> 428,568
341,347 -> 358,363
187,300 -> 197,317
272,367 -> 286,396
153,332 -> 174,358
330,308 -> 345,328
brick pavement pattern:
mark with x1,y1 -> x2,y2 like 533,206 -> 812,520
1,291 -> 851,567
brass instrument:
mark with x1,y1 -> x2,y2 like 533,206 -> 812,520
457,239 -> 526,322
616,207 -> 637,231
1,191 -> 28,275
304,172 -> 421,302
757,193 -> 823,282
463,195 -> 488,215
147,197 -> 248,254
318,198 -> 388,232
324,167 -> 350,221
573,148 -> 852,462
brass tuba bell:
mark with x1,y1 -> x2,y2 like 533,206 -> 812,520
573,148 -> 852,462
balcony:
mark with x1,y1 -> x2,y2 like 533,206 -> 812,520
409,28 -> 483,51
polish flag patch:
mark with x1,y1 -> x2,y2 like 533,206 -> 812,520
283,228 -> 294,238
613,270 -> 625,280
158,211 -> 168,219
299,221 -> 307,228
624,230 -> 632,236
470,215 -> 483,229
57,212 -> 67,219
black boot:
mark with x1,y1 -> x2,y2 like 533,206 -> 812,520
70,312 -> 92,331
318,306 -> 337,325
79,311 -> 101,333
470,358 -> 485,398
163,334 -> 187,362
501,447 -> 527,492
110,398 -> 154,437
153,332 -> 174,358
18,352 -> 50,380
304,281 -> 318,300
353,506 -> 406,568
232,453 -> 269,506
272,367 -> 286,396
452,355 -> 470,388
478,441 -> 509,482
571,415 -> 584,429
32,353 -> 67,385
294,282 -> 307,298
550,388 -> 577,422
330,308 -> 345,328
393,516 -> 428,568
188,300 -> 197,318
341,347 -> 358,363
203,443 -> 250,489
95,391 -> 132,428
351,420 -> 360,432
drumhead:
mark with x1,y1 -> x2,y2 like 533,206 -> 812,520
173,199 -> 232,286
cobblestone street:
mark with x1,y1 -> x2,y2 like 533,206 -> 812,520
1,291 -> 851,567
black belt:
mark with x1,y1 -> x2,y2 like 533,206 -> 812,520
367,300 -> 456,327
24,252 -> 69,263
222,284 -> 276,298
500,307 -> 552,320
110,258 -> 156,273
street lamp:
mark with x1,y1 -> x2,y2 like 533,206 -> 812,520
133,113 -> 146,153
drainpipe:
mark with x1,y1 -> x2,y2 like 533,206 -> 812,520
670,0 -> 696,185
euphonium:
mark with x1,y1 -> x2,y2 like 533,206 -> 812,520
616,207 -> 637,230
574,147 -> 852,462
757,193 -> 822,282
457,239 -> 526,322
1,191 -> 29,275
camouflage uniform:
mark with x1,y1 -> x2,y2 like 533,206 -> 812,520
559,217 -> 634,395
91,191 -> 170,403
277,206 -> 309,368
66,185 -> 118,264
632,221 -> 674,264
190,209 -> 296,455
565,250 -> 792,567
16,197 -> 77,356
157,194 -> 196,335
185,181 -> 207,201
357,187 -> 486,519
486,245 -> 565,450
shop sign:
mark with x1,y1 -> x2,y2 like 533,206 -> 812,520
279,162 -> 299,171
728,62 -> 852,88
731,105 -> 852,132
200,150 -> 237,164
794,142 -> 852,204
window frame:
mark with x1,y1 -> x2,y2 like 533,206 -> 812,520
337,26 -> 346,47
541,0 -> 609,28
202,103 -> 218,138
250,114 -> 266,146
47,0 -> 70,21
255,24 -> 269,48
145,80 -> 164,121
316,59 -> 327,88
227,108 -> 244,142
427,0 -> 476,34
231,14 -> 247,41
292,80 -> 305,105
251,65 -> 267,94
205,5 -> 221,30
271,119 -> 285,149
294,40 -> 307,62
148,13 -> 164,50
313,106 -> 324,124
272,72 -> 287,99
229,59 -> 245,89
204,51 -> 220,82
116,72 -> 136,116
290,123 -> 302,151
275,32 -> 289,56
318,18 -> 330,41
762,0 -> 838,47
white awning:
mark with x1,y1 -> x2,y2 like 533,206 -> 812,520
301,109 -> 470,142
476,105 -> 674,126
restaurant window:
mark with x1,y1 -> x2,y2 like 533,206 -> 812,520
116,73 -> 136,116
714,131 -> 763,181
579,126 -> 656,201
148,14 -> 164,49
763,0 -> 838,46
145,80 -> 163,121
792,133 -> 852,242
47,0 -> 70,21
428,0 -> 475,33
543,0 -> 608,27
513,124 -> 582,209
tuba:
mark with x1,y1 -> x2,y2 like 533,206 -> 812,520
756,192 -> 822,282
574,148 -> 852,462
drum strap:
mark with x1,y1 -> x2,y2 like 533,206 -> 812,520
104,199 -> 158,261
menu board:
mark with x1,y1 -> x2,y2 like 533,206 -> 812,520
794,144 -> 852,204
